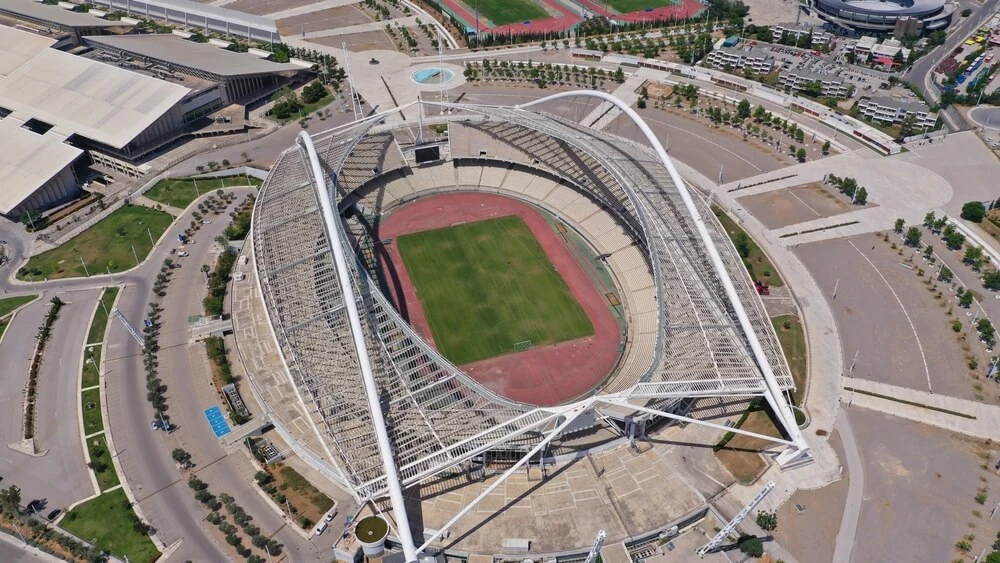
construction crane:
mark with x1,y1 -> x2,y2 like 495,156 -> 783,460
697,481 -> 775,557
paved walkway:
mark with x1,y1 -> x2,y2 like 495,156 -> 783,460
832,408 -> 864,563
719,151 -> 953,245
841,378 -> 1000,440
263,0 -> 358,19
673,161 -> 845,513
301,16 -> 417,39
582,74 -> 645,130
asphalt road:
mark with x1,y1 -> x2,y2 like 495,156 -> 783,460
0,292 -> 98,513
0,532 -> 60,563
31,288 -> 102,513
907,0 -> 1000,107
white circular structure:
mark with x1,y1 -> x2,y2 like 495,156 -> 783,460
811,0 -> 955,33
247,93 -> 810,560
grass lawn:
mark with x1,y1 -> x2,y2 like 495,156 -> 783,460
0,295 -> 36,318
145,176 -> 261,209
82,345 -> 102,388
715,402 -> 784,484
17,206 -> 174,281
84,434 -> 119,491
81,388 -> 103,434
605,0 -> 676,13
272,94 -> 337,124
397,215 -> 593,364
712,205 -> 785,287
61,489 -> 159,563
87,287 -> 120,345
275,465 -> 334,527
771,315 -> 807,405
475,0 -> 548,26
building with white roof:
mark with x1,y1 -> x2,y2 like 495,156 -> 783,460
704,46 -> 775,74
0,118 -> 83,217
89,0 -> 280,42
858,96 -> 938,128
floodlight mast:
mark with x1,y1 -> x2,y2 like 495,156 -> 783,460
517,91 -> 809,461
297,131 -> 420,563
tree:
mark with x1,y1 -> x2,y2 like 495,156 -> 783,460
738,535 -> 764,558
854,186 -> 868,205
939,265 -> 954,282
171,448 -> 193,469
796,147 -> 806,162
960,290 -> 974,308
894,218 -> 905,233
821,140 -> 831,154
923,212 -> 936,227
964,246 -> 985,269
946,231 -> 967,250
734,232 -> 751,258
737,99 -> 751,119
756,510 -> 778,531
962,201 -> 987,223
0,485 -> 21,516
613,66 -> 625,83
984,269 -> 1000,291
899,113 -> 917,138
904,226 -> 922,247
301,80 -> 328,104
637,97 -> 646,109
753,104 -> 767,122
962,7 -> 972,16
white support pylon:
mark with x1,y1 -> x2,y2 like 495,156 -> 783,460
584,530 -> 606,563
697,481 -> 775,557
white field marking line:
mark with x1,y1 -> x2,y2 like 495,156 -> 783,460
641,115 -> 764,172
788,190 -> 821,217
848,240 -> 932,393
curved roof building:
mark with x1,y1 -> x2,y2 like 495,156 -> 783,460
811,0 -> 955,33
240,93 -> 812,560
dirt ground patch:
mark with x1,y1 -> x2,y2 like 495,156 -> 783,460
278,5 -> 372,35
308,30 -> 396,51
714,402 -> 784,484
738,182 -> 859,230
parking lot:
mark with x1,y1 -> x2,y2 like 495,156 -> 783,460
794,234 -> 988,401
844,406 -> 1000,562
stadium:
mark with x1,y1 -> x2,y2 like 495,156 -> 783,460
810,0 -> 955,34
236,92 -> 811,559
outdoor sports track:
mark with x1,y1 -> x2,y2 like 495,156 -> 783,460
375,192 -> 622,406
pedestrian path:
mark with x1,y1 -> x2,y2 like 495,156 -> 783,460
264,0 -> 359,20
301,17 -> 417,39
841,378 -> 1000,440
582,74 -> 646,131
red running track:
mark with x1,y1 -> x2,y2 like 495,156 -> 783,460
375,192 -> 622,406
439,0 -> 582,36
573,0 -> 705,22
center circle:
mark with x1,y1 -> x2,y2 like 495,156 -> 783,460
411,67 -> 455,85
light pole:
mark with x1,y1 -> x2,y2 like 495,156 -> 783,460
147,227 -> 154,246
80,256 -> 90,277
131,244 -> 139,265
832,278 -> 839,299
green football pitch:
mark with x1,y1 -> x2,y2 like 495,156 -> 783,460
396,215 -> 594,365
473,0 -> 548,26
604,0 -> 677,13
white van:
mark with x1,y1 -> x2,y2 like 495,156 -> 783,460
314,521 -> 329,536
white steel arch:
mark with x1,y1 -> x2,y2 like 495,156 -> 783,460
297,131 -> 419,563
517,91 -> 808,457
251,98 -> 814,561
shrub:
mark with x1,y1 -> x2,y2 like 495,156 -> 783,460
962,201 -> 987,223
738,535 -> 764,558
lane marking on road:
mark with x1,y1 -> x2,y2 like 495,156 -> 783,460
848,240 -> 932,393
